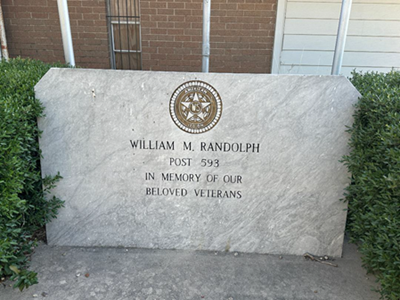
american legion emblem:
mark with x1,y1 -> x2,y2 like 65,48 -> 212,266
170,80 -> 222,134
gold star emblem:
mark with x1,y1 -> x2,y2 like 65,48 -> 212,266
181,92 -> 211,121
170,81 -> 222,134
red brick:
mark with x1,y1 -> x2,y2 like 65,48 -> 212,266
184,28 -> 201,36
141,8 -> 157,15
4,5 -> 28,12
176,9 -> 194,16
29,6 -> 57,13
31,12 -> 49,19
152,2 -> 168,8
238,3 -> 255,10
81,0 -> 100,7
219,4 -> 237,9
150,15 -> 168,22
70,13 -> 84,20
167,15 -> 186,22
157,8 -> 174,15
226,10 -> 244,17
15,12 -> 31,18
174,22 -> 190,29
68,1 -> 83,7
83,13 -> 101,20
151,28 -> 168,35
166,54 -> 183,60
243,23 -> 260,30
157,21 -> 174,28
174,35 -> 191,42
150,54 -> 167,60
167,28 -> 184,35
92,7 -> 106,14
141,21 -> 157,28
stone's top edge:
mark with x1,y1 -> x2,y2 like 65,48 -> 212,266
34,68 -> 53,92
37,67 -> 350,78
342,76 -> 362,98
35,67 -> 73,92
34,68 -> 361,98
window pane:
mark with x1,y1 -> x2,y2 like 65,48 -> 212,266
115,53 -> 142,70
110,0 -> 139,18
113,24 -> 140,51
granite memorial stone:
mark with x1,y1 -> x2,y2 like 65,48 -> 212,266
36,69 -> 360,256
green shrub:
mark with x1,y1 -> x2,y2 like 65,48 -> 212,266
0,58 -> 66,290
344,70 -> 400,300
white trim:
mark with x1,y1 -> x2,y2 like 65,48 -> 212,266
271,0 -> 287,74
114,49 -> 141,53
111,20 -> 140,25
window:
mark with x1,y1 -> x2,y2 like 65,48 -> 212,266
106,0 -> 142,70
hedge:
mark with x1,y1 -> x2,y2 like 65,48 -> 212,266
0,58 -> 65,290
345,70 -> 400,300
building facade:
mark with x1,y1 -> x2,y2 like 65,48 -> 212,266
1,0 -> 277,73
2,0 -> 400,75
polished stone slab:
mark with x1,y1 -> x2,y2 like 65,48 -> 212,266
36,69 -> 359,256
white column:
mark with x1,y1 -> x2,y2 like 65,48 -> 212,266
331,0 -> 352,75
0,1 -> 9,61
202,0 -> 211,73
57,0 -> 75,66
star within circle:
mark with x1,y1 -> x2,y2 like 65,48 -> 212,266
169,81 -> 222,134
181,92 -> 211,122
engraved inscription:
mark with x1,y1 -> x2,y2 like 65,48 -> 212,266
130,139 -> 260,199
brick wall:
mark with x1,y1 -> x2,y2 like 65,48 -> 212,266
140,0 -> 277,73
2,0 -> 277,73
2,0 -> 110,69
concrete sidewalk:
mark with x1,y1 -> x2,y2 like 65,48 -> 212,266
1,239 -> 379,300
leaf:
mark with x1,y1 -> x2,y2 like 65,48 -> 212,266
9,265 -> 20,274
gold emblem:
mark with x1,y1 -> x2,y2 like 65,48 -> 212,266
170,81 -> 222,134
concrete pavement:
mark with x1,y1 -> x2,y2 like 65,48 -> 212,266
1,238 -> 379,300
